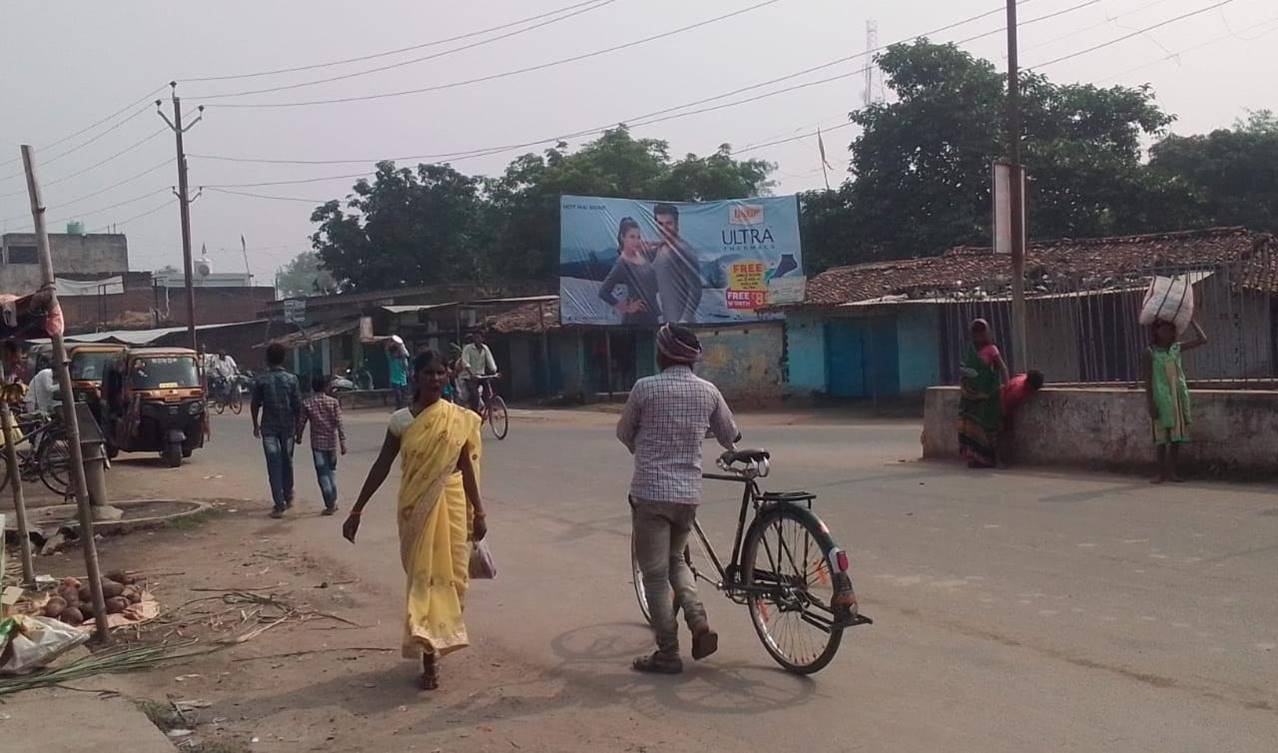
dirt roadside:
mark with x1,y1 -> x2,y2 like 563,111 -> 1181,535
11,502 -> 717,752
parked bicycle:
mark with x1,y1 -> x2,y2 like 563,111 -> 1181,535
0,412 -> 72,497
631,448 -> 871,674
471,374 -> 509,440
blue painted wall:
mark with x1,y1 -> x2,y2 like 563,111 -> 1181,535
895,305 -> 942,394
785,311 -> 827,393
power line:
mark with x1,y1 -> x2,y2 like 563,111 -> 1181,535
8,188 -> 170,233
0,107 -> 151,181
0,158 -> 170,224
1029,0 -> 1235,69
206,187 -> 333,203
0,85 -> 167,169
1098,13 -> 1278,82
195,0 -> 618,100
181,0 -> 610,83
733,120 -> 857,156
188,0 -> 1059,168
204,0 -> 785,108
91,197 -> 176,233
0,127 -> 167,198
1018,0 -> 1179,54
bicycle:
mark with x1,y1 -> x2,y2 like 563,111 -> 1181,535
470,374 -> 509,440
631,448 -> 871,674
208,375 -> 244,415
0,411 -> 73,497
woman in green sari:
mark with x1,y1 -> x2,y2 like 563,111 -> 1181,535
958,319 -> 1009,468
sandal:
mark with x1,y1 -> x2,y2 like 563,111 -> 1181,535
691,627 -> 719,661
632,651 -> 683,675
419,654 -> 439,690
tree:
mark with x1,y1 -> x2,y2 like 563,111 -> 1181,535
832,40 -> 1177,264
310,162 -> 490,292
484,127 -> 774,280
1148,110 -> 1278,233
276,251 -> 335,297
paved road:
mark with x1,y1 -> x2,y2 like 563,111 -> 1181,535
177,410 -> 1276,751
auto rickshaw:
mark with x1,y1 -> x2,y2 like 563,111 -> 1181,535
68,343 -> 126,429
102,347 -> 206,467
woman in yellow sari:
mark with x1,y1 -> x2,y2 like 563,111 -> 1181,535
343,350 -> 487,690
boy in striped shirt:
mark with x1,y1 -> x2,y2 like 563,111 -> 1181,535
296,375 -> 347,516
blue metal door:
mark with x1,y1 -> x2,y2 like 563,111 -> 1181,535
825,317 -> 899,398
825,320 -> 866,397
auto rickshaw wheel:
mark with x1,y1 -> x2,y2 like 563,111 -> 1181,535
162,442 -> 182,468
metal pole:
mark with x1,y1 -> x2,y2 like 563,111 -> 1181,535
604,330 -> 614,401
1006,0 -> 1028,372
537,301 -> 551,396
156,83 -> 202,352
0,365 -> 34,585
21,145 -> 111,641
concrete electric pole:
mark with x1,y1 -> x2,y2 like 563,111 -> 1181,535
1005,1 -> 1029,369
156,82 -> 203,352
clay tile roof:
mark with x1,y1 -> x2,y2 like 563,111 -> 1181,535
486,299 -> 561,334
800,227 -> 1278,306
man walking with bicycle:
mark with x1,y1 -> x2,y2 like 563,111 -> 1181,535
617,324 -> 739,674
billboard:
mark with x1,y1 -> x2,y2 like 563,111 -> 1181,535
559,195 -> 805,326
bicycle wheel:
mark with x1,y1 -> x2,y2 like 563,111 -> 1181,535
229,386 -> 244,415
38,432 -> 72,497
213,395 -> 226,415
741,505 -> 843,674
487,396 -> 509,440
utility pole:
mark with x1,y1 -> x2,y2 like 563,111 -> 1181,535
156,82 -> 203,352
1005,0 -> 1029,370
22,144 -> 111,641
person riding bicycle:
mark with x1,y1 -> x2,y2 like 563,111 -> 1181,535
25,358 -> 57,415
458,331 -> 498,414
207,348 -> 239,402
617,324 -> 739,675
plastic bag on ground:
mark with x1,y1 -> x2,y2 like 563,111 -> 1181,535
0,614 -> 91,674
1139,275 -> 1194,332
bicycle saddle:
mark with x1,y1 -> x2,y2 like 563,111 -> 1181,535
722,448 -> 770,464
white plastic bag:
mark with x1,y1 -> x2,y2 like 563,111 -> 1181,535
1139,275 -> 1194,332
469,541 -> 497,580
0,615 -> 91,675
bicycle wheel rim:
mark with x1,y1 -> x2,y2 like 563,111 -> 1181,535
39,435 -> 72,496
490,397 -> 509,440
231,390 -> 243,415
631,535 -> 653,625
744,509 -> 842,674
214,399 -> 225,415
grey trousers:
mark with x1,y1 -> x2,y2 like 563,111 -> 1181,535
631,498 -> 708,653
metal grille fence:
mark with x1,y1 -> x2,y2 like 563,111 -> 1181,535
937,244 -> 1278,388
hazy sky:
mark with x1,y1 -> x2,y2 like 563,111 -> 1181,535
1,0 -> 1274,284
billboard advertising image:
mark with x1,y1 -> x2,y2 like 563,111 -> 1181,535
559,195 -> 805,326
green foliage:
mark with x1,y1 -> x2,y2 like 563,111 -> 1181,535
311,128 -> 774,290
275,251 -> 335,298
1148,112 -> 1278,233
310,162 -> 491,292
832,39 -> 1176,265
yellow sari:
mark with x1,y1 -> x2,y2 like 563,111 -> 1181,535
395,400 -> 482,659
